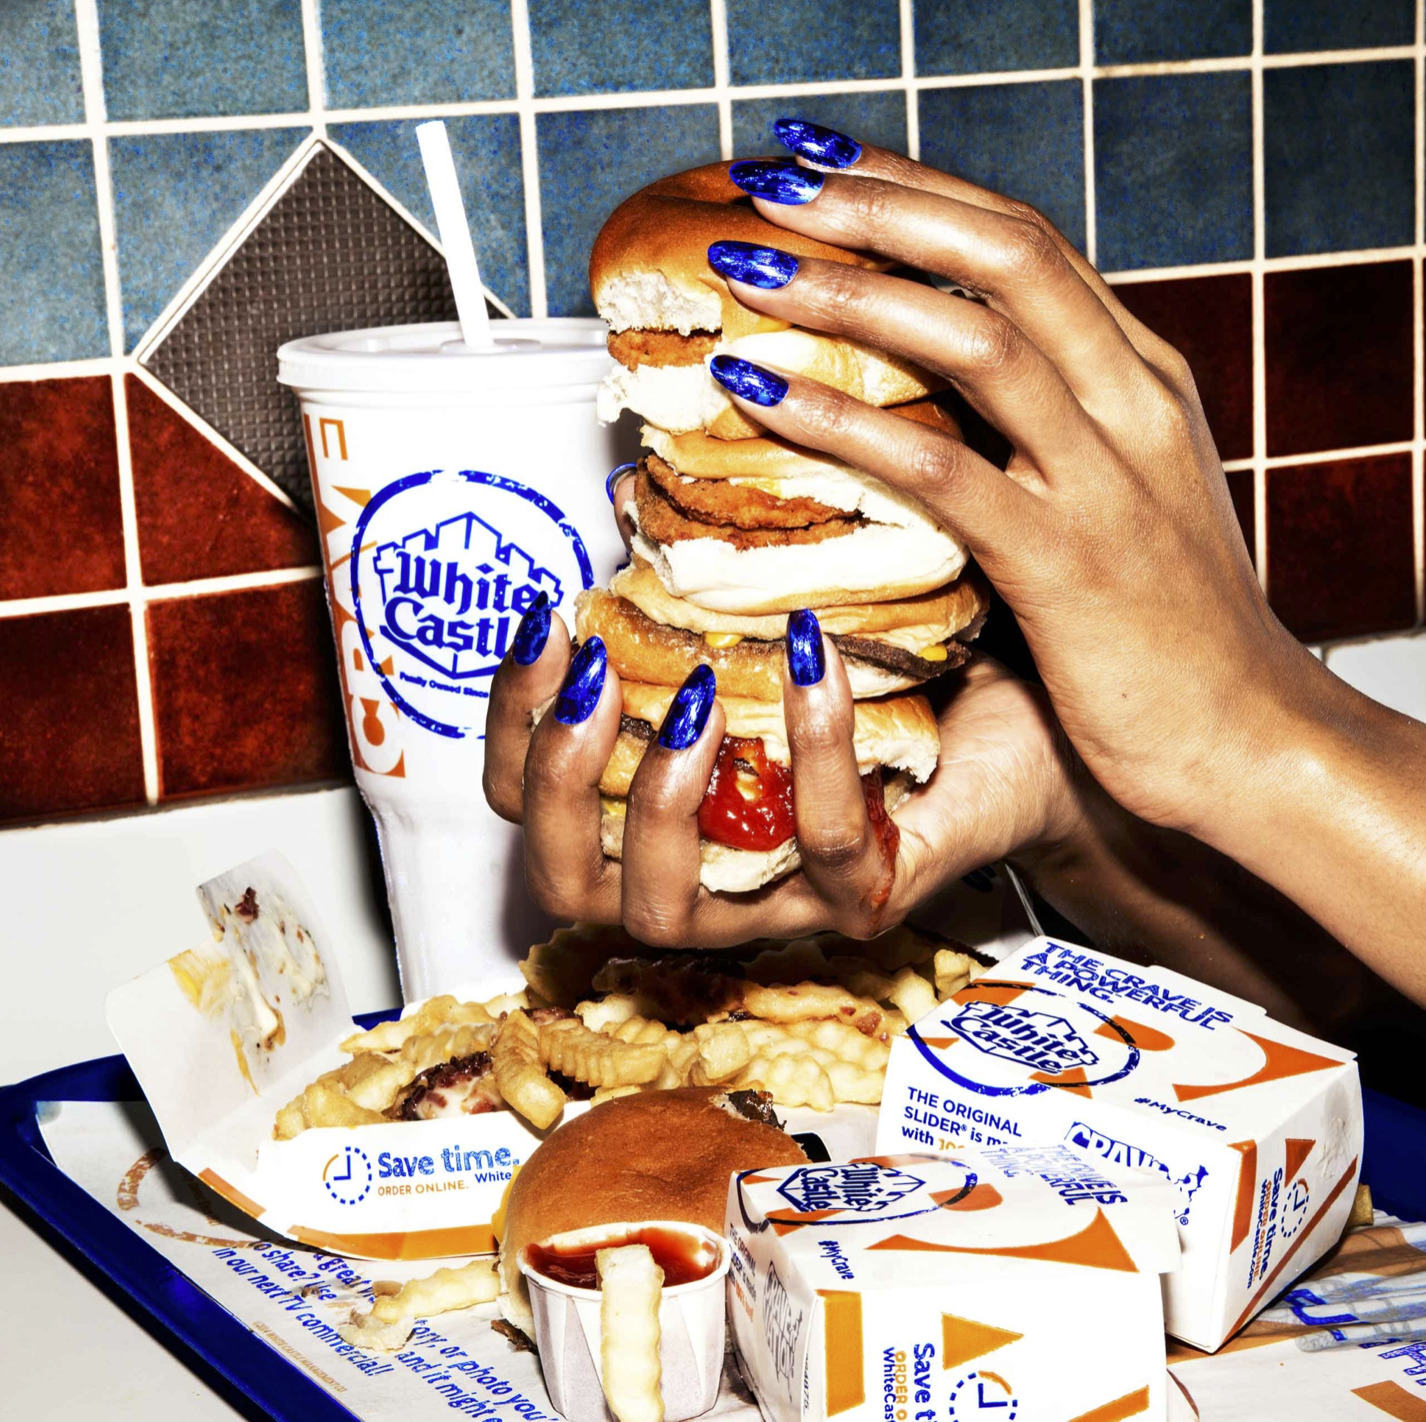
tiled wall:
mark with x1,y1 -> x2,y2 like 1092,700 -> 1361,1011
2,0 -> 1424,828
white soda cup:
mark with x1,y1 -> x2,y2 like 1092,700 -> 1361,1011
278,319 -> 627,999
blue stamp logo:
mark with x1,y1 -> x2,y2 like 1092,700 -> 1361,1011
777,1163 -> 926,1215
952,1001 -> 1100,1075
351,470 -> 593,739
323,1146 -> 373,1206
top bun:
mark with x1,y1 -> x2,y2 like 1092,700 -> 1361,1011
590,161 -> 886,342
497,1087 -> 807,1330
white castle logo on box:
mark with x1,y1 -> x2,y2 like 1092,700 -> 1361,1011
373,513 -> 561,680
951,1001 -> 1101,1075
776,1163 -> 924,1214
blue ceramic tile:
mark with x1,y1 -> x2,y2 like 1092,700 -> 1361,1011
0,141 -> 106,362
733,91 -> 907,160
537,105 -> 720,317
530,0 -> 713,97
0,0 -> 84,126
726,0 -> 901,86
96,0 -> 307,120
915,0 -> 1077,77
110,128 -> 306,348
1264,0 -> 1414,53
329,116 -> 530,316
323,0 -> 514,107
1095,0 -> 1251,63
1264,62 -> 1413,257
918,81 -> 1086,252
1095,72 -> 1252,271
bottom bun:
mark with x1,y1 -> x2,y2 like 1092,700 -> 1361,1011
600,773 -> 913,894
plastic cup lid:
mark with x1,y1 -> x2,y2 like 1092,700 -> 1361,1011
277,317 -> 611,393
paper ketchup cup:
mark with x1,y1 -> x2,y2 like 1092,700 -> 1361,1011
517,1221 -> 730,1422
277,320 -> 630,999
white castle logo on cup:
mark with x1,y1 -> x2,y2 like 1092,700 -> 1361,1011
373,512 -> 562,680
951,1001 -> 1101,1075
776,1163 -> 926,1214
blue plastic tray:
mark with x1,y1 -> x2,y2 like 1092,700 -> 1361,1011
2,1039 -> 1425,1422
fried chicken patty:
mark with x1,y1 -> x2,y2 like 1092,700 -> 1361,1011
607,328 -> 719,369
642,453 -> 848,530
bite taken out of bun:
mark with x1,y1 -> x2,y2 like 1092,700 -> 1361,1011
497,1086 -> 808,1332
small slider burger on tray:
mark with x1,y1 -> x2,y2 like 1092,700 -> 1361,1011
578,160 -> 989,896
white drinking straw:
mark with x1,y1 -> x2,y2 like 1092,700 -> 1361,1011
416,119 -> 495,349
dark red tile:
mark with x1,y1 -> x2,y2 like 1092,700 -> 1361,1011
0,606 -> 146,824
1112,273 -> 1253,461
127,376 -> 318,586
0,376 -> 125,599
1266,452 -> 1416,641
1225,468 -> 1255,566
1265,261 -> 1413,458
148,579 -> 348,799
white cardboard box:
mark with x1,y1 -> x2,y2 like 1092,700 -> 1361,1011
727,1148 -> 1180,1422
876,937 -> 1363,1350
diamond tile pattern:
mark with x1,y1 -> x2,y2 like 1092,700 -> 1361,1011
142,144 -> 486,510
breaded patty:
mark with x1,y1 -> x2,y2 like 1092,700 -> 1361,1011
642,453 -> 847,530
607,328 -> 718,369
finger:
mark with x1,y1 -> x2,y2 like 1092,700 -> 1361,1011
482,596 -> 570,822
620,665 -> 725,944
782,612 -> 903,933
725,159 -> 1149,421
521,636 -> 622,920
770,122 -> 1180,377
708,356 -> 1051,579
707,249 -> 1106,472
607,462 -> 638,550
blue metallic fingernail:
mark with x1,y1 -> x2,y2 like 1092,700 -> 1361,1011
511,591 -> 551,666
787,609 -> 825,687
709,354 -> 788,407
606,462 -> 637,504
554,636 -> 606,725
729,159 -> 824,205
773,117 -> 863,170
707,240 -> 799,289
658,663 -> 716,751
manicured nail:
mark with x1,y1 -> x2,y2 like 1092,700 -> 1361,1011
658,663 -> 716,750
729,159 -> 824,205
511,591 -> 550,666
773,117 -> 862,170
787,609 -> 825,687
707,240 -> 799,289
554,636 -> 606,725
606,462 -> 637,503
709,354 -> 788,407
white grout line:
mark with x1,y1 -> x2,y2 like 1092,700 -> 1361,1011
1079,0 -> 1096,266
71,0 -> 162,804
508,0 -> 547,318
298,0 -> 327,136
0,568 -> 325,622
709,0 -> 734,160
1250,0 -> 1269,588
899,0 -> 918,161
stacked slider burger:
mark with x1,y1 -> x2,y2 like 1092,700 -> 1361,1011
579,161 -> 989,894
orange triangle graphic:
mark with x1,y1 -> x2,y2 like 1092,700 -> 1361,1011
1096,1015 -> 1176,1052
317,493 -> 348,541
333,484 -> 371,507
1068,1385 -> 1151,1422
940,1313 -> 1022,1370
852,1155 -> 938,1169
918,1037 -> 957,1049
1030,1064 -> 1093,1097
934,1182 -> 1003,1212
867,1207 -> 1138,1272
1284,1137 -> 1316,1185
957,980 -> 1034,1006
1350,1380 -> 1426,1420
740,1174 -> 780,1185
771,1220 -> 800,1235
767,1208 -> 842,1232
1173,1030 -> 1344,1102
1229,1141 -> 1257,1252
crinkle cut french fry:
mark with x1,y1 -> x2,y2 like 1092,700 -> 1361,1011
341,994 -> 495,1055
337,1259 -> 499,1352
740,980 -> 887,1036
537,1017 -> 666,1086
933,947 -> 976,1000
597,1245 -> 665,1422
491,1010 -> 566,1130
886,965 -> 937,1025
690,1022 -> 753,1085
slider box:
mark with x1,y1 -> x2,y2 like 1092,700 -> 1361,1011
875,937 -> 1362,1350
107,851 -> 567,1261
726,1148 -> 1180,1422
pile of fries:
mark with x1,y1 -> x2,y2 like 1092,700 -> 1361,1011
276,924 -> 985,1138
